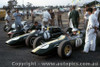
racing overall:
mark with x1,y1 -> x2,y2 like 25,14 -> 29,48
83,14 -> 99,53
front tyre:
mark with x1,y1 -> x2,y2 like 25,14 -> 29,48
33,36 -> 44,49
25,35 -> 35,47
57,40 -> 72,58
3,25 -> 11,32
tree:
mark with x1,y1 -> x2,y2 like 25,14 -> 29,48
3,5 -> 10,10
17,5 -> 22,8
8,0 -> 17,9
26,2 -> 32,9
83,1 -> 100,7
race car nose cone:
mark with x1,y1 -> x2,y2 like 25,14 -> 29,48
31,51 -> 35,54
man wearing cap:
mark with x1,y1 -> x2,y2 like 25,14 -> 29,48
42,8 -> 51,27
83,8 -> 99,53
69,6 -> 80,28
13,9 -> 23,32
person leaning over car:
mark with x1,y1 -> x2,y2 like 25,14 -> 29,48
28,21 -> 41,32
13,9 -> 23,32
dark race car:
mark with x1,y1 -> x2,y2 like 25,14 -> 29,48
31,29 -> 85,58
6,30 -> 37,46
25,26 -> 63,47
7,21 -> 33,38
3,21 -> 27,32
5,26 -> 63,47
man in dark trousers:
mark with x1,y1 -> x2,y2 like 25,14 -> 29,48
50,9 -> 55,26
69,6 -> 80,28
57,8 -> 63,27
31,9 -> 35,23
27,10 -> 30,19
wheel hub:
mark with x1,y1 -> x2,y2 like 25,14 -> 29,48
30,37 -> 35,45
64,45 -> 72,56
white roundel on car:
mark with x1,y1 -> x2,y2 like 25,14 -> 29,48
12,23 -> 15,29
75,38 -> 82,47
40,43 -> 49,49
43,31 -> 50,39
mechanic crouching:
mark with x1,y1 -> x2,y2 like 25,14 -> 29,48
28,21 -> 41,32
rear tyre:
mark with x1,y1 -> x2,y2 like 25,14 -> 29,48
33,36 -> 44,49
2,17 -> 5,21
57,40 -> 72,58
25,35 -> 35,47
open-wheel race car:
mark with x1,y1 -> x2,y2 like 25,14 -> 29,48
7,21 -> 34,38
31,29 -> 85,58
6,30 -> 37,46
25,26 -> 63,47
5,26 -> 63,47
3,21 -> 27,32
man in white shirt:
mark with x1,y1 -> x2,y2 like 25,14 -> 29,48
98,9 -> 100,30
42,8 -> 51,27
94,8 -> 100,18
5,11 -> 12,25
83,8 -> 99,53
93,7 -> 100,29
